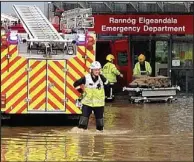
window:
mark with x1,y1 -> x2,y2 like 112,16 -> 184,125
172,42 -> 193,68
155,41 -> 168,64
117,51 -> 128,66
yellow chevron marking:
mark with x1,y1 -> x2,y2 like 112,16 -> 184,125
1,53 -> 18,73
66,98 -> 81,113
6,76 -> 27,108
1,49 -> 10,69
48,60 -> 65,111
1,56 -> 27,113
67,64 -> 82,80
2,59 -> 26,94
66,76 -> 75,88
29,81 -> 46,99
1,60 -> 8,71
29,85 -> 46,111
48,62 -> 64,87
10,98 -> 27,114
29,62 -> 46,88
1,48 -> 8,58
65,108 -> 71,114
69,59 -> 85,74
66,85 -> 77,101
29,60 -> 46,111
9,45 -> 17,52
9,58 -> 25,73
79,46 -> 94,61
7,87 -> 27,114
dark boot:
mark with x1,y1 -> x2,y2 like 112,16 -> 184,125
78,116 -> 89,130
96,118 -> 104,131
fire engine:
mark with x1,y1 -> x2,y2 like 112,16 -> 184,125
1,5 -> 96,116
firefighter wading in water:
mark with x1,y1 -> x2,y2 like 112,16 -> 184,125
102,54 -> 123,101
73,61 -> 109,132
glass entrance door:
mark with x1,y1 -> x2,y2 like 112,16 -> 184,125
171,41 -> 193,94
155,41 -> 168,76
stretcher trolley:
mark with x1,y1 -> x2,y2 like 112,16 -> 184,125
123,86 -> 180,103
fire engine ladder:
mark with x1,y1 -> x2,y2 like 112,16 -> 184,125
12,5 -> 70,42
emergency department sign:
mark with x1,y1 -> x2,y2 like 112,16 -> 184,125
92,15 -> 193,34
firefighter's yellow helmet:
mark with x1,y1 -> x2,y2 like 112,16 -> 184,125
106,54 -> 115,61
138,54 -> 145,63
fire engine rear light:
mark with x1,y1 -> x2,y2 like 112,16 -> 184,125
1,94 -> 6,108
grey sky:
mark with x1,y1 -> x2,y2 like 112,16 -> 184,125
1,2 -> 46,14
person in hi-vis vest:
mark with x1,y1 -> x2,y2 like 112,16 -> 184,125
73,61 -> 109,132
102,54 -> 123,101
133,54 -> 152,77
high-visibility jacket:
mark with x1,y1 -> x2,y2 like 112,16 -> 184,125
81,74 -> 105,107
133,61 -> 152,76
102,62 -> 120,83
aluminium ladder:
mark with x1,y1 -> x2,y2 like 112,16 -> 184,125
12,5 -> 66,42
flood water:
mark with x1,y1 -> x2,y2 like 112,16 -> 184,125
2,96 -> 193,161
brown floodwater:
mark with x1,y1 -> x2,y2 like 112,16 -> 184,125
1,96 -> 193,161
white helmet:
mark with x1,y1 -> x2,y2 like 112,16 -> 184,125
90,61 -> 102,69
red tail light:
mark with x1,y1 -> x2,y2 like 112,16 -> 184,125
1,94 -> 6,108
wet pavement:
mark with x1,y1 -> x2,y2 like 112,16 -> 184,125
1,96 -> 193,161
